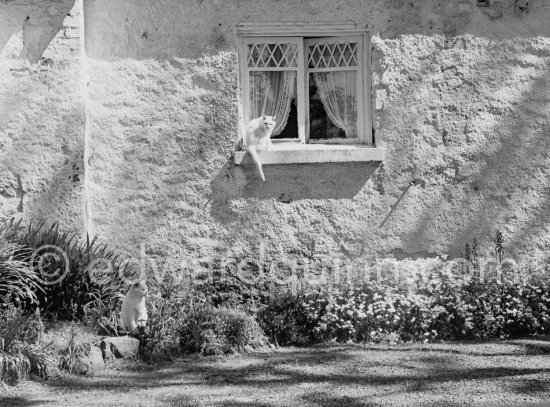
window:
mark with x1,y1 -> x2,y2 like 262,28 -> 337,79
235,22 -> 385,165
239,23 -> 370,145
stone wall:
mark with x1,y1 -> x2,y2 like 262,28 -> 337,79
1,0 -> 549,277
0,0 -> 84,230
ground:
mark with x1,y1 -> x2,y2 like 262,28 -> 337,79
2,340 -> 550,407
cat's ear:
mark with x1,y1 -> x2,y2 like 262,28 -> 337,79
262,115 -> 266,120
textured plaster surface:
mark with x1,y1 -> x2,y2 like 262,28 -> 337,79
0,0 -> 84,230
2,0 -> 550,276
82,0 -> 550,275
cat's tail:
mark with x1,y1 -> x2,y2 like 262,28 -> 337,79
247,146 -> 265,181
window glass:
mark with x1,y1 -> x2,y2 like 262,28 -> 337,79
248,71 -> 298,138
309,71 -> 357,139
247,43 -> 298,68
307,41 -> 358,69
241,34 -> 367,144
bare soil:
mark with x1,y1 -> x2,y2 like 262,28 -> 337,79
2,340 -> 550,407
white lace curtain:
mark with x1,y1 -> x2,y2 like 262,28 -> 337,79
313,71 -> 357,138
249,70 -> 296,136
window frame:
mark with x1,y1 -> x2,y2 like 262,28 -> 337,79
240,36 -> 305,143
237,21 -> 372,146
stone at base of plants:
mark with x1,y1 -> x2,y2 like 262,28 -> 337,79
71,345 -> 105,375
101,336 -> 140,360
0,351 -> 30,384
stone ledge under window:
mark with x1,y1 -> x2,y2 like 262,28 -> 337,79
234,144 -> 386,165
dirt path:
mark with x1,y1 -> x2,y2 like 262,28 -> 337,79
2,341 -> 550,407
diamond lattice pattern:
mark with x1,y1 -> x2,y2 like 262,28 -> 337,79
247,43 -> 298,68
308,42 -> 358,69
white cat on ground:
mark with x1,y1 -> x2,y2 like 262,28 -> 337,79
119,280 -> 148,332
243,115 -> 275,181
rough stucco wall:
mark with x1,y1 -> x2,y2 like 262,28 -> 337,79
0,0 -> 84,230
83,0 -> 550,276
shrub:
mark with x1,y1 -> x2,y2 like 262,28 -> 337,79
0,302 -> 43,352
82,299 -> 121,337
137,293 -> 187,359
133,277 -> 212,359
258,270 -> 550,345
7,221 -> 137,321
58,326 -> 90,374
0,351 -> 30,384
200,260 -> 271,310
297,285 -> 444,344
21,343 -> 53,379
0,302 -> 52,382
179,307 -> 267,356
0,240 -> 42,305
256,290 -> 314,346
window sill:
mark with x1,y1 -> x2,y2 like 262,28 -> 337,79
234,144 -> 386,165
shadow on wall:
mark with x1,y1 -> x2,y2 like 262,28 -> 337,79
396,52 -> 550,258
210,160 -> 380,224
447,67 -> 550,256
0,0 -> 76,63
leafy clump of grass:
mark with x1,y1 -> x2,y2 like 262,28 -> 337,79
135,279 -> 210,360
0,240 -> 42,306
58,326 -> 89,374
0,351 -> 30,384
0,302 -> 52,382
0,303 -> 43,352
5,220 -> 138,321
21,342 -> 54,379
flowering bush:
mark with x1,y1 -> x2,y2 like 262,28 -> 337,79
298,285 -> 443,344
258,267 -> 550,345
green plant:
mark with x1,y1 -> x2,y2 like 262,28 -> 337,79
82,299 -> 121,337
472,237 -> 479,271
137,293 -> 186,359
256,262 -> 550,345
257,290 -> 315,346
21,342 -> 54,379
495,229 -> 504,265
0,301 -> 51,381
202,259 -> 271,310
0,240 -> 42,305
0,351 -> 30,384
58,326 -> 89,374
0,302 -> 43,353
8,221 -> 137,321
135,279 -> 211,359
179,307 -> 267,356
464,237 -> 480,273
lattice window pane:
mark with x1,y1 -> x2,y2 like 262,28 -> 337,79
308,42 -> 358,69
247,43 -> 298,68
